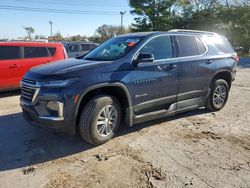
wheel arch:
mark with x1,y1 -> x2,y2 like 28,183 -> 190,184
210,70 -> 232,89
75,83 -> 133,127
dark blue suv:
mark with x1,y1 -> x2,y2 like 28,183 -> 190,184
20,30 -> 238,145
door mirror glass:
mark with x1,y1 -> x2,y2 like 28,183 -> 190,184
133,53 -> 154,65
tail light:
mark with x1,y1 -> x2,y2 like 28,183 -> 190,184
232,52 -> 239,63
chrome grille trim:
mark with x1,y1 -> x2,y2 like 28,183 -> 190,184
21,78 -> 40,102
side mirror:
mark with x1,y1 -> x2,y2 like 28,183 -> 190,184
133,53 -> 154,65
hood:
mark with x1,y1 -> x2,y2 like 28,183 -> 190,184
25,58 -> 116,81
30,58 -> 110,75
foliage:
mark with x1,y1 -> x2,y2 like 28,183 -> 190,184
34,35 -> 46,40
68,35 -> 87,42
42,24 -> 131,43
23,26 -> 35,40
52,32 -> 63,40
129,0 -> 178,31
95,24 -> 131,42
129,0 -> 250,51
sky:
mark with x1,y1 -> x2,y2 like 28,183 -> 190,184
0,0 -> 134,39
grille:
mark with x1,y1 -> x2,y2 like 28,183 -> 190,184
21,78 -> 37,101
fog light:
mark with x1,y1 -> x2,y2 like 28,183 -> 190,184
47,101 -> 63,117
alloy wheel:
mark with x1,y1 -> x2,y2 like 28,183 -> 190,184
213,85 -> 227,108
96,105 -> 118,137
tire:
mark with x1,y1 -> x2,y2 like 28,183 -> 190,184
79,95 -> 121,145
206,79 -> 229,111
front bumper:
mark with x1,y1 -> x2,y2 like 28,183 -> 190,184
20,98 -> 76,135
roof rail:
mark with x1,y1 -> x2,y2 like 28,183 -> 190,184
169,29 -> 219,35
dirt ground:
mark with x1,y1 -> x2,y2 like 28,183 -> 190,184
0,67 -> 250,188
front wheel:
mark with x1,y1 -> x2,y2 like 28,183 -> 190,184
79,95 -> 121,145
206,79 -> 229,111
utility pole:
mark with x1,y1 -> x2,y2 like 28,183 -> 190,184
120,11 -> 126,33
49,21 -> 53,37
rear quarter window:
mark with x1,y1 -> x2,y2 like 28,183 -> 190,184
176,35 -> 206,57
210,36 -> 234,54
0,46 -> 20,60
24,47 -> 48,58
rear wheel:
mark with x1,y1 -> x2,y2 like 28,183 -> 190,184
206,79 -> 229,111
79,95 -> 121,145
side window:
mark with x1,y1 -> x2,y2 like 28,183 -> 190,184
139,35 -> 173,60
209,36 -> 234,54
24,47 -> 48,58
91,44 -> 98,49
81,44 -> 91,51
48,47 -> 56,56
176,35 -> 199,57
67,45 -> 80,53
0,46 -> 19,60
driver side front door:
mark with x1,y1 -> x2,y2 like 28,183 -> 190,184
130,35 -> 179,116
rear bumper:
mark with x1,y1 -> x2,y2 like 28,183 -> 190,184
21,100 -> 76,135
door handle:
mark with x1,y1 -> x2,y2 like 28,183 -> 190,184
163,64 -> 177,71
9,64 -> 19,68
206,60 -> 213,64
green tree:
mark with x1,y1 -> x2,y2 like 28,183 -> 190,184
23,26 -> 35,40
34,35 -> 46,40
129,0 -> 179,31
217,6 -> 250,52
53,32 -> 64,40
69,35 -> 88,42
129,0 -> 250,52
95,24 -> 130,42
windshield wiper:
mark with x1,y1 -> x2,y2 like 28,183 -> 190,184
84,57 -> 102,61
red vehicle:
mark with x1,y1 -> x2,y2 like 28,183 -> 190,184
0,42 -> 67,91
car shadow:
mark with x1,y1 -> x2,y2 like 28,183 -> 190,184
0,90 -> 20,98
117,108 -> 211,136
0,112 -> 93,172
0,108 -> 210,172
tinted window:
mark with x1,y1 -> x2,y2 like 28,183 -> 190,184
81,44 -> 92,51
196,37 -> 206,54
210,36 -> 234,53
176,35 -> 199,57
140,36 -> 173,60
66,45 -> 80,53
48,47 -> 56,56
24,47 -> 48,58
0,46 -> 19,60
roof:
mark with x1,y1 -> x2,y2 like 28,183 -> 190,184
65,41 -> 99,45
169,29 -> 219,36
0,41 -> 63,46
118,29 -> 221,38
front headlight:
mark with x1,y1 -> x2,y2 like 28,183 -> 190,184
38,78 -> 79,88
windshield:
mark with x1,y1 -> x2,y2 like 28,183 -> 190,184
84,36 -> 142,61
